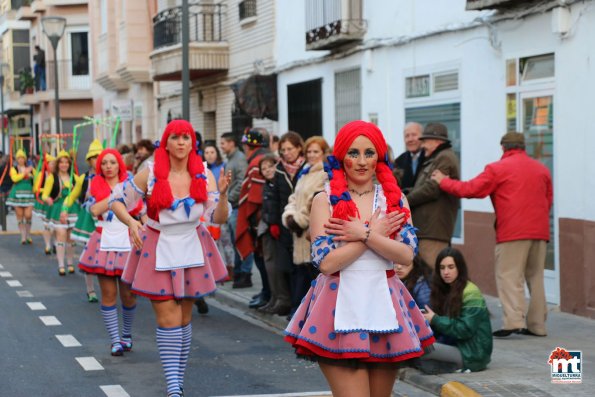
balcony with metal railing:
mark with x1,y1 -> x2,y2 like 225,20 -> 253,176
150,3 -> 229,81
466,0 -> 520,10
12,0 -> 34,20
305,0 -> 367,51
20,59 -> 92,105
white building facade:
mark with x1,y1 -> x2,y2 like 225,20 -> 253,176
152,0 -> 278,142
276,0 -> 595,318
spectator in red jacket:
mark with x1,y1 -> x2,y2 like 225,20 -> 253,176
431,132 -> 553,338
235,128 -> 271,304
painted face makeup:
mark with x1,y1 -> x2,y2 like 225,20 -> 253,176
343,136 -> 378,182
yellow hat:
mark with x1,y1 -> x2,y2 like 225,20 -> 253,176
45,154 -> 56,162
57,149 -> 71,160
86,139 -> 103,160
15,149 -> 27,159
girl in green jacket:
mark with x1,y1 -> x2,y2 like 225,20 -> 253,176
422,247 -> 493,372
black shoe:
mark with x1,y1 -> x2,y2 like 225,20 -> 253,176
251,293 -> 261,300
492,328 -> 523,337
194,297 -> 209,314
519,328 -> 546,337
232,273 -> 253,289
249,296 -> 269,309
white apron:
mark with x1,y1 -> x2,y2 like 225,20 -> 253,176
333,184 -> 399,333
147,198 -> 205,271
99,212 -> 132,252
334,249 -> 399,333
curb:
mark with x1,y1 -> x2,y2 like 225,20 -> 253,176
441,381 -> 482,397
209,286 -> 484,397
209,287 -> 290,331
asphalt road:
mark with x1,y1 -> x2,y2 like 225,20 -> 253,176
0,235 -> 330,397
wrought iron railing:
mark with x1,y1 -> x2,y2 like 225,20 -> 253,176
239,0 -> 256,21
24,60 -> 91,93
304,0 -> 366,47
153,4 -> 224,50
11,0 -> 32,9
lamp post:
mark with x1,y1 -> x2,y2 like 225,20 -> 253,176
0,62 -> 7,231
0,63 -> 8,155
41,16 -> 66,134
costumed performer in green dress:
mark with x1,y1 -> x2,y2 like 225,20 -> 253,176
72,139 -> 103,302
6,149 -> 36,244
42,149 -> 84,275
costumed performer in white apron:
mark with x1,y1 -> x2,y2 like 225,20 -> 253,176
284,120 -> 435,397
79,148 -> 140,356
109,119 -> 231,397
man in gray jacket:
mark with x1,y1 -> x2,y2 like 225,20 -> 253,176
220,132 -> 251,286
406,123 -> 460,267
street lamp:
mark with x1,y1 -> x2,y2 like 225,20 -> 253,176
41,16 -> 66,135
0,62 -> 9,155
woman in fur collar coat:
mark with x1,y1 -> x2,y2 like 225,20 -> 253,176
282,136 -> 329,316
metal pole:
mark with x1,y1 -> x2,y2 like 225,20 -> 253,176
181,0 -> 190,121
0,75 -> 4,154
0,74 -> 5,231
52,42 -> 61,134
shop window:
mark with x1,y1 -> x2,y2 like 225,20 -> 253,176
405,103 -> 462,239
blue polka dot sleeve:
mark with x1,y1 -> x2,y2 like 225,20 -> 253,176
108,177 -> 145,211
397,223 -> 419,256
311,235 -> 337,269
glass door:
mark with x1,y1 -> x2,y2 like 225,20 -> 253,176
520,91 -> 558,304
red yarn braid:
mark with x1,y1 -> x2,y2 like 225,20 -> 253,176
148,120 -> 207,217
329,120 -> 410,233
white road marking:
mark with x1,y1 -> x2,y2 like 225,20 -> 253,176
0,264 -> 4,269
7,280 -> 22,287
56,334 -> 81,347
26,302 -> 47,311
212,393 -> 332,397
39,316 -> 62,326
0,271 -> 12,277
16,290 -> 33,297
76,356 -> 104,371
100,385 -> 130,397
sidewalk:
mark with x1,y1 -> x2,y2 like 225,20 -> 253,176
210,272 -> 594,397
0,207 -> 44,234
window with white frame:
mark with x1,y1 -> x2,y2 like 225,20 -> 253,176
505,53 -> 555,271
335,68 -> 361,133
404,69 -> 461,238
70,32 -> 89,76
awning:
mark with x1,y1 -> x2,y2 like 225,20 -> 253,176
231,74 -> 278,121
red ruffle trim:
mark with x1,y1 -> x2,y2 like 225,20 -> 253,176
284,335 -> 436,363
128,289 -> 175,301
78,264 -> 123,277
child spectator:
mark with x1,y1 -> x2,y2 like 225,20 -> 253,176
257,154 -> 290,315
396,255 -> 432,310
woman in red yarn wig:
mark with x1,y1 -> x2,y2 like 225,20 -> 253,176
110,119 -> 231,397
284,120 -> 434,397
79,148 -> 138,357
